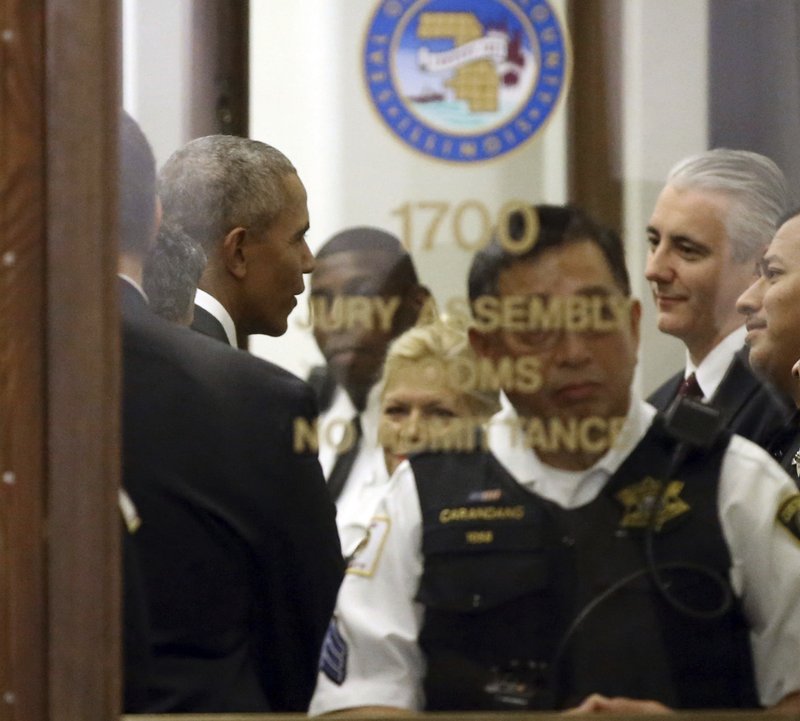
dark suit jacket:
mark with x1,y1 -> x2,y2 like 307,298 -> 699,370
122,512 -> 152,712
121,280 -> 343,712
647,347 -> 793,450
191,303 -> 230,345
763,408 -> 800,481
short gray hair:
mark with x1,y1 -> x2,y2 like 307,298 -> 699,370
157,135 -> 297,253
667,148 -> 790,262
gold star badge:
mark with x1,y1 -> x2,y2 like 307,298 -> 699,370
615,476 -> 691,532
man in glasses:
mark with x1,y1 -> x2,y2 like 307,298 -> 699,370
310,204 -> 800,715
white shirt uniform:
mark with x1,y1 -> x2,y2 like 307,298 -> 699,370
318,383 -> 392,555
310,395 -> 800,713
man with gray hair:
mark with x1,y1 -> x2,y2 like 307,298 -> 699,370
646,148 -> 792,446
158,135 -> 313,348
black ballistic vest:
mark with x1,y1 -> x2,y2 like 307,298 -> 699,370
411,418 -> 758,711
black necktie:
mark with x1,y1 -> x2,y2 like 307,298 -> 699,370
327,415 -> 362,502
678,372 -> 703,400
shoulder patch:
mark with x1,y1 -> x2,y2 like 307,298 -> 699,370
777,494 -> 800,542
346,516 -> 390,577
319,618 -> 348,686
118,488 -> 141,533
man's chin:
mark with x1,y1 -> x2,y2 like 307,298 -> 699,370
262,320 -> 289,337
656,315 -> 687,340
745,344 -> 769,375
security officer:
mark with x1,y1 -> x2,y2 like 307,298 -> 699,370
310,205 -> 800,714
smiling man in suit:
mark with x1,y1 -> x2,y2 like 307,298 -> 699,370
645,148 -> 792,446
119,114 -> 341,713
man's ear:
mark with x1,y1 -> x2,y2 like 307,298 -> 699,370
469,326 -> 496,360
628,297 -> 642,350
221,227 -> 248,279
408,284 -> 432,322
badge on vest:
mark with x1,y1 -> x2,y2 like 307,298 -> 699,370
615,476 -> 690,532
346,516 -> 391,577
777,494 -> 800,542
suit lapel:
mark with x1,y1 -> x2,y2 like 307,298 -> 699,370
647,370 -> 683,411
706,351 -> 755,428
191,304 -> 230,345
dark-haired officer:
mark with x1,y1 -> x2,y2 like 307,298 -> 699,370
310,205 -> 800,715
307,227 -> 429,552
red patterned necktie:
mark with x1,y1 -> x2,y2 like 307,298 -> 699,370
678,372 -> 703,400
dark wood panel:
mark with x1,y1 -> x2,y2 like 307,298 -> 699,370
122,712 -> 779,721
45,0 -> 121,719
189,0 -> 249,137
0,0 -> 47,719
566,0 -> 623,234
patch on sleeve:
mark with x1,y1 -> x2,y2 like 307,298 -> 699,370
319,618 -> 348,685
778,494 -> 800,542
346,516 -> 391,577
118,488 -> 141,533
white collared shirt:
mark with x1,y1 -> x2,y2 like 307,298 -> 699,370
685,325 -> 746,400
310,394 -> 800,713
118,273 -> 148,302
318,383 -> 391,555
194,288 -> 237,347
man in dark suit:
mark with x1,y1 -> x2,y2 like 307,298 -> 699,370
118,113 -> 342,712
737,208 -> 800,477
645,149 -> 792,445
157,135 -> 313,349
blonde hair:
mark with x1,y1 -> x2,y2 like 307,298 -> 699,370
381,314 -> 501,417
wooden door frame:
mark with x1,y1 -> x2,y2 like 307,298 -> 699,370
2,0 -> 121,718
45,0 -> 122,718
1,0 -> 47,718
566,0 -> 623,234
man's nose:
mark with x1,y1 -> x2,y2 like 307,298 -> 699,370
553,329 -> 592,367
736,276 -> 764,316
644,243 -> 673,283
302,241 -> 315,274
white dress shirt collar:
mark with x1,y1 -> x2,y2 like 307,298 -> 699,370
318,381 -> 384,474
118,273 -> 148,302
487,392 -> 654,509
194,288 -> 237,347
684,325 -> 746,400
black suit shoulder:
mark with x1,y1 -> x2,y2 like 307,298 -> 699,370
191,303 -> 229,344
647,370 -> 683,412
647,349 -> 793,449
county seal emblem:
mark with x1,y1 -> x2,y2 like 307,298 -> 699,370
363,0 -> 570,163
